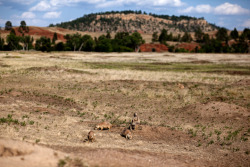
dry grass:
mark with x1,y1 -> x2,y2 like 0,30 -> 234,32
0,51 -> 249,167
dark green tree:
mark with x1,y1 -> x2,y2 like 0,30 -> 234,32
95,35 -> 112,52
152,32 -> 159,42
35,36 -> 52,52
106,31 -> 111,39
216,27 -> 228,41
0,35 -> 4,50
64,33 -> 81,51
181,32 -> 193,42
202,34 -> 210,44
52,32 -> 58,44
159,29 -> 168,43
241,28 -> 250,40
18,20 -> 29,33
78,34 -> 94,51
20,35 -> 33,50
129,32 -> 145,51
5,21 -> 12,30
195,28 -> 204,43
7,29 -> 20,50
55,42 -> 65,51
230,28 -> 239,41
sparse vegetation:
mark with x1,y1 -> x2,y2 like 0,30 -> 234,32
0,52 -> 249,167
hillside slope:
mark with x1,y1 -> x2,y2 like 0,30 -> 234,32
52,11 -> 218,33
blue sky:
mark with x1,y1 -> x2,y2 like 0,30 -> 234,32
0,0 -> 250,30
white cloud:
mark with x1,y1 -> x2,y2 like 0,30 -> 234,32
97,0 -> 184,8
21,12 -> 36,19
50,0 -> 105,6
180,2 -> 250,15
43,11 -> 61,19
214,3 -> 250,15
182,4 -> 212,14
30,1 -> 52,11
243,19 -> 250,28
7,0 -> 36,5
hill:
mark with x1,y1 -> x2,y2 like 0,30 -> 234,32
51,11 -> 219,34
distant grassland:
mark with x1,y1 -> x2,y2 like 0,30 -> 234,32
83,62 -> 250,75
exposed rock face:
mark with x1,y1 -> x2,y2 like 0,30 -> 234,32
55,13 -> 218,33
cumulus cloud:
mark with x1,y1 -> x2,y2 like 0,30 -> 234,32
2,0 -> 36,5
180,2 -> 250,15
49,0 -> 105,6
21,12 -> 36,19
182,4 -> 212,14
48,0 -> 184,8
214,3 -> 250,15
30,1 -> 52,11
43,11 -> 61,19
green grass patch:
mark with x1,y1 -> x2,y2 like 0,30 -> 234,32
3,56 -> 22,58
82,62 -> 250,75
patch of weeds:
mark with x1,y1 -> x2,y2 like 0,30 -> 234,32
92,101 -> 98,108
58,159 -> 66,167
0,114 -> 19,125
214,129 -> 222,135
240,136 -> 248,141
232,147 -> 240,152
29,120 -> 35,125
208,140 -> 214,145
77,111 -> 86,117
245,151 -> 249,155
104,114 -> 112,120
197,140 -> 202,147
20,121 -> 26,126
148,116 -> 152,121
22,115 -> 29,119
225,130 -> 240,141
35,139 -> 40,143
188,129 -> 197,138
110,116 -> 127,127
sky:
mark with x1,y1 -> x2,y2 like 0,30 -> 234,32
0,0 -> 250,30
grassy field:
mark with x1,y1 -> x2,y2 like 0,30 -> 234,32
0,51 -> 249,167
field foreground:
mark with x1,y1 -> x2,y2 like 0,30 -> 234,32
0,52 -> 249,167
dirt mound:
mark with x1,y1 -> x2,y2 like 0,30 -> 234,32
140,44 -> 169,52
0,145 -> 27,157
0,139 -> 66,167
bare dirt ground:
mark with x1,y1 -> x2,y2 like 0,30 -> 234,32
0,51 -> 249,167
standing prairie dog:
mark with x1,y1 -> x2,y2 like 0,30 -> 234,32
88,131 -> 95,142
94,121 -> 112,130
130,113 -> 140,130
121,128 -> 132,140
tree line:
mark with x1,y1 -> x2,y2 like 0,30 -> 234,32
153,27 -> 250,53
0,21 -> 145,52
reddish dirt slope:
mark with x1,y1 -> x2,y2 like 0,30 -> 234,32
13,27 -> 66,42
140,43 -> 169,52
177,42 -> 201,52
0,27 -> 67,42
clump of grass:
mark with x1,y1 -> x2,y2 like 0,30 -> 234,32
3,56 -> 22,58
0,114 -> 19,125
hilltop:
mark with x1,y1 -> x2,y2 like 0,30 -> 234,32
51,11 -> 219,34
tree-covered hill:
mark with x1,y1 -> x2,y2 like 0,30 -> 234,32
50,10 -> 219,33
